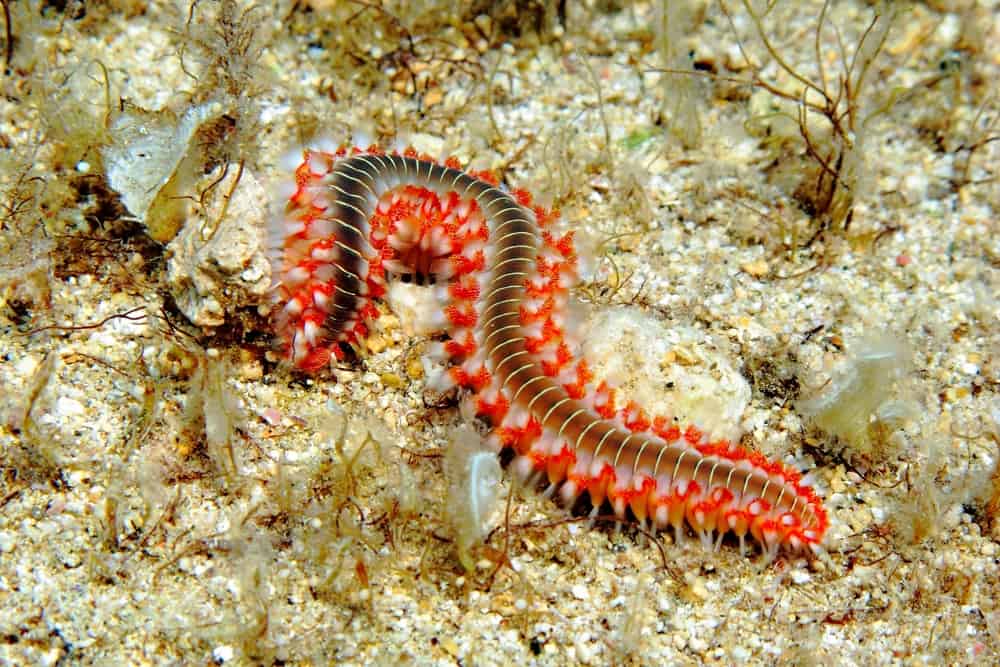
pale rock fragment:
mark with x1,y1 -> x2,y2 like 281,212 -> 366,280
102,101 -> 225,241
582,305 -> 750,442
444,425 -> 503,571
165,164 -> 271,328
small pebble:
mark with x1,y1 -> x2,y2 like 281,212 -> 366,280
790,569 -> 812,585
55,396 -> 85,417
212,645 -> 234,663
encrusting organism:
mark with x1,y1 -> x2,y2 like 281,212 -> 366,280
444,424 -> 503,571
270,144 -> 828,560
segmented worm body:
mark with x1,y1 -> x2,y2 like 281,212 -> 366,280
272,146 -> 828,558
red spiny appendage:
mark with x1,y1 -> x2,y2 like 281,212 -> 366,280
541,341 -> 573,377
496,426 -> 520,448
288,188 -> 307,210
448,366 -> 469,388
297,346 -> 333,373
417,191 -> 444,232
307,280 -> 333,304
540,318 -> 562,344
357,302 -> 380,324
563,381 -> 586,401
469,169 -> 499,186
445,304 -> 477,328
308,235 -> 333,256
444,333 -> 477,358
366,278 -> 386,300
295,259 -> 321,281
710,487 -> 735,507
525,335 -> 544,354
554,340 -> 573,367
652,416 -> 681,441
378,244 -> 396,263
388,193 -> 418,225
292,206 -> 322,235
294,157 -> 316,187
753,518 -> 781,544
589,463 -> 617,492
796,484 -> 824,511
520,296 -> 554,324
724,505 -> 753,532
609,474 -> 652,507
528,447 -> 549,469
476,393 -> 510,424
586,464 -> 617,507
498,418 -> 542,455
697,440 -> 733,459
683,425 -> 704,445
297,304 -> 324,327
546,446 -> 576,484
523,319 -> 563,354
451,365 -> 491,392
542,230 -> 576,259
622,401 -> 651,432
289,207 -> 318,233
761,459 -> 788,478
442,190 -> 462,214
512,188 -> 534,208
536,257 -> 561,282
468,367 -> 491,391
368,215 -> 389,244
554,445 -> 576,467
746,450 -> 770,471
675,479 -> 701,502
524,278 -> 554,299
626,476 -> 657,522
368,209 -> 392,236
563,360 -> 592,399
445,156 -> 462,170
451,250 -> 485,276
782,467 -> 804,486
456,223 -> 489,244
532,205 -> 559,228
747,498 -> 772,517
636,474 -> 657,500
593,381 -> 617,420
555,232 -> 576,259
365,250 -> 388,292
449,276 -> 480,301
690,489 -> 732,530
566,470 -> 589,495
